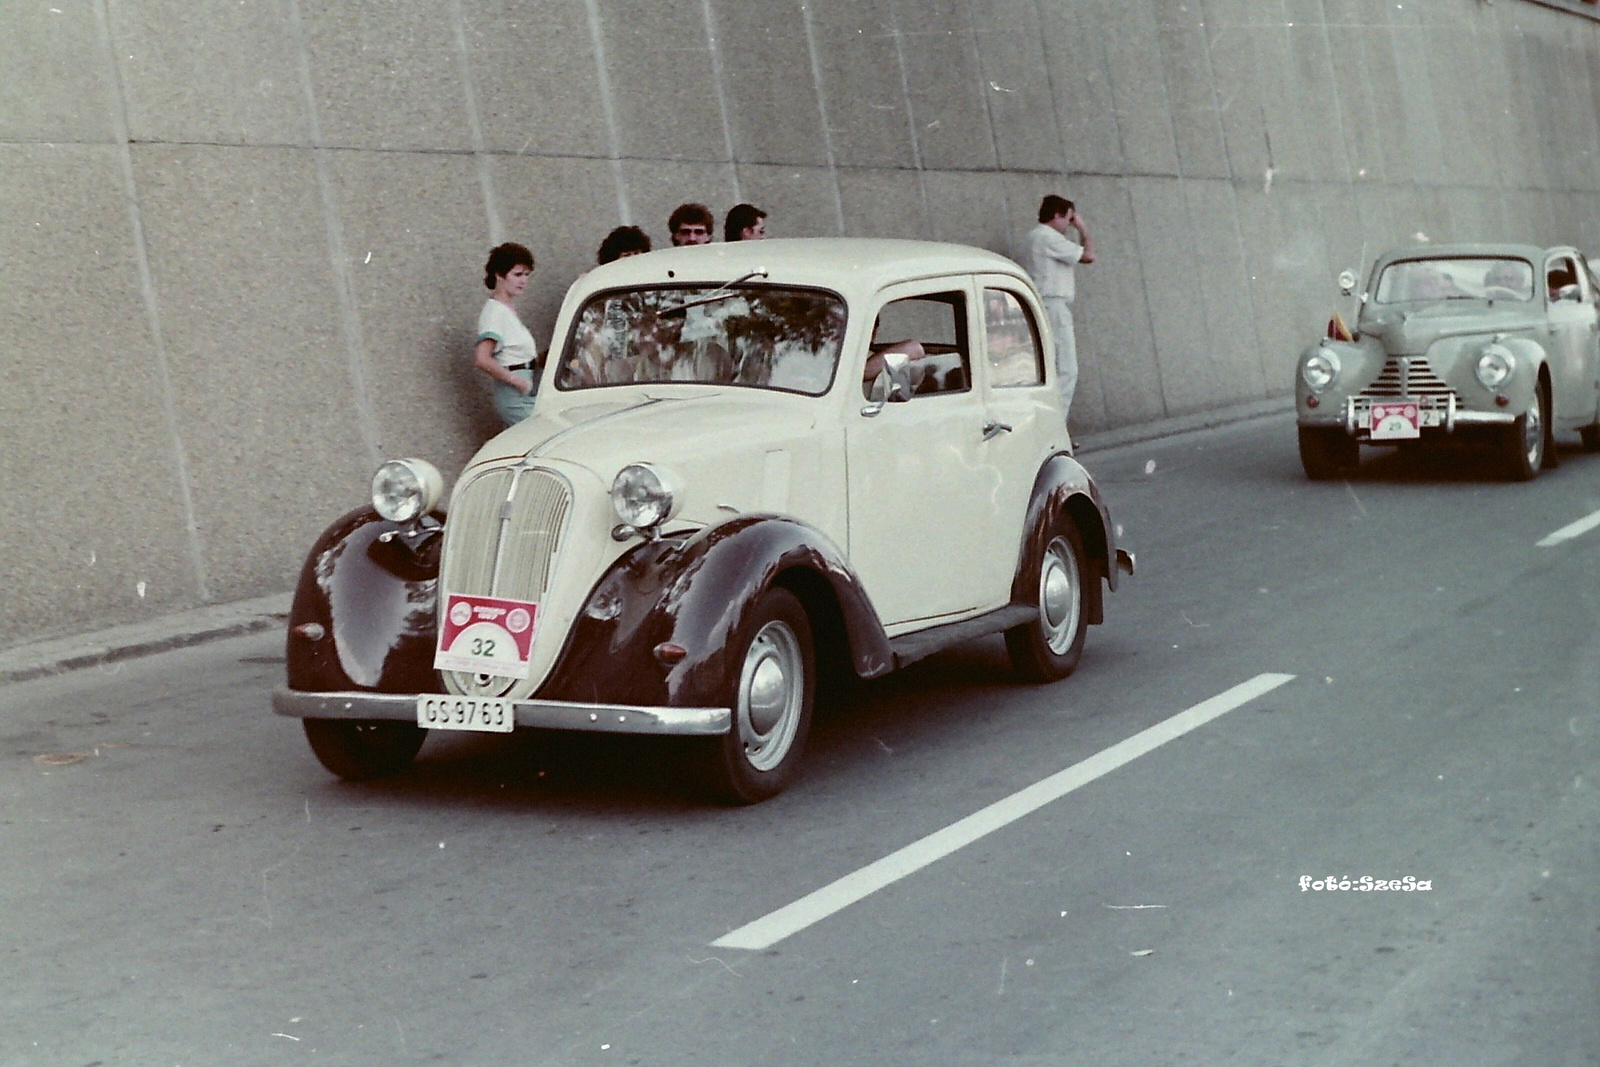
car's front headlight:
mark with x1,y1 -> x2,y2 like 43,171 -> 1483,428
1302,351 -> 1340,392
371,459 -> 444,523
1475,344 -> 1515,390
611,463 -> 681,530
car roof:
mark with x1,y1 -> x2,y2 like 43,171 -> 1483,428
574,237 -> 1029,295
1373,243 -> 1571,266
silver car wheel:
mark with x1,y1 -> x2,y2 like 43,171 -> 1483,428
1039,535 -> 1083,656
737,619 -> 804,772
1524,386 -> 1544,467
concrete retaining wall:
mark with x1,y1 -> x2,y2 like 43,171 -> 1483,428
5,0 -> 1600,647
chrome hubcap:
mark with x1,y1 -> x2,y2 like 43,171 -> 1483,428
737,620 -> 803,772
1038,535 -> 1082,655
1525,389 -> 1544,466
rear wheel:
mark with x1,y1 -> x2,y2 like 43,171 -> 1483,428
1298,426 -> 1358,480
303,719 -> 426,780
1580,421 -> 1600,452
1502,377 -> 1549,481
698,587 -> 814,804
1006,520 -> 1088,683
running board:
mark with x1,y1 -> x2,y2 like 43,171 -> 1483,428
888,604 -> 1038,671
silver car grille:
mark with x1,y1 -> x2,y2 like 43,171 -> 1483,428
438,465 -> 573,696
1359,356 -> 1455,400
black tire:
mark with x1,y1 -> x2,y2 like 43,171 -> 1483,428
698,587 -> 814,804
303,719 -> 427,780
1503,377 -> 1549,481
1581,422 -> 1600,452
1005,519 -> 1088,683
1298,426 -> 1358,480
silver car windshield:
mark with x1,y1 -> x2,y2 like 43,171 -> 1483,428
1373,257 -> 1534,304
557,286 -> 847,395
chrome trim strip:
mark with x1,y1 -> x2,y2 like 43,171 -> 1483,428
272,688 -> 732,736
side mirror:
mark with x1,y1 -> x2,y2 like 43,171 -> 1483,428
864,351 -> 914,410
1337,270 -> 1358,297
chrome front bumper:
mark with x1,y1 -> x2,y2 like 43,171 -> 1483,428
1338,394 -> 1515,433
272,688 -> 732,736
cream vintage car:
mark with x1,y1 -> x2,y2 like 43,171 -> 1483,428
1296,243 -> 1600,480
272,238 -> 1132,803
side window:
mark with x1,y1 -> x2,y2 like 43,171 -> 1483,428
865,291 -> 970,398
1547,256 -> 1580,302
983,289 -> 1044,386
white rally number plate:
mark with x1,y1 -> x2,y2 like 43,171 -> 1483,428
1370,401 -> 1422,440
417,695 -> 515,733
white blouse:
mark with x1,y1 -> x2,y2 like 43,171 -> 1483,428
477,298 -> 538,369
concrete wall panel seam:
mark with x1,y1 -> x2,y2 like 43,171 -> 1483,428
446,0 -> 503,245
91,0 -> 210,604
1121,184 -> 1172,418
798,1 -> 848,234
700,0 -> 742,201
285,0 -> 381,470
583,0 -> 632,223
1025,0 -> 1070,175
886,0 -> 934,232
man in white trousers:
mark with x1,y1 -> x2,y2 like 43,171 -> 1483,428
1021,195 -> 1096,433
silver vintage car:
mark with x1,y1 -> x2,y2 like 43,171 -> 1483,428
1295,243 -> 1600,480
273,239 -> 1133,803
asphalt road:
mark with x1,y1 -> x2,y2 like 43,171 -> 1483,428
4,411 -> 1598,1066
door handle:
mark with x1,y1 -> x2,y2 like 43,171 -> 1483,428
981,419 -> 1013,441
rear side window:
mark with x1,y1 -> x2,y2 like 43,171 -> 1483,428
983,289 -> 1044,386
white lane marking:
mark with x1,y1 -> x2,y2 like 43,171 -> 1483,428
1537,508 -> 1600,547
711,673 -> 1296,951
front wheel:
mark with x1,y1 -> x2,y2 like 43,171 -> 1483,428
303,719 -> 426,780
1502,377 -> 1550,480
698,587 -> 814,804
1298,426 -> 1358,480
1006,520 -> 1088,683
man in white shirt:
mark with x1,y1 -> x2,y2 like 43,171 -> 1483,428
1021,195 -> 1096,428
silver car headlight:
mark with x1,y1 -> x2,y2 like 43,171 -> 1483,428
1302,351 -> 1340,392
371,459 -> 444,523
611,463 -> 681,529
1475,344 -> 1515,390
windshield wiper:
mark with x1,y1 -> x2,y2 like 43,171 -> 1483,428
660,269 -> 769,317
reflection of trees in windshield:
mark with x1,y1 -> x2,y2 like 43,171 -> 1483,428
1374,258 -> 1534,303
559,287 -> 846,395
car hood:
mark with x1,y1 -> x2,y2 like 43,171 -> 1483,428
461,391 -> 821,508
1359,302 -> 1542,354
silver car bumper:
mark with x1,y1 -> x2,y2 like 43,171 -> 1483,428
272,687 -> 732,736
1341,394 -> 1515,433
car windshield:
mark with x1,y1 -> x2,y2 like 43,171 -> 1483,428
556,285 -> 848,395
1373,257 -> 1535,303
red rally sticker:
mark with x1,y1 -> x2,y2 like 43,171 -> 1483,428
433,593 -> 538,678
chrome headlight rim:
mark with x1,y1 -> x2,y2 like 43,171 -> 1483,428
1475,344 -> 1516,390
1302,350 -> 1340,393
610,462 -> 682,530
371,458 -> 445,524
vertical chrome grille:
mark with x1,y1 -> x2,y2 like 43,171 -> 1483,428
438,465 -> 572,696
1359,356 -> 1455,399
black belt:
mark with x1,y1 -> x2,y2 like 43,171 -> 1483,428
505,362 -> 533,372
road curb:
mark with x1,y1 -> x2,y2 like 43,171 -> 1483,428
0,397 -> 1295,685
0,593 -> 291,686
1074,396 -> 1293,455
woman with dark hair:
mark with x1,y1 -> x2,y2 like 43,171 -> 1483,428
474,242 -> 540,426
597,225 -> 652,264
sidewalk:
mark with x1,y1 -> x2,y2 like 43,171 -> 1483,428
0,396 -> 1291,685
0,593 -> 291,686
